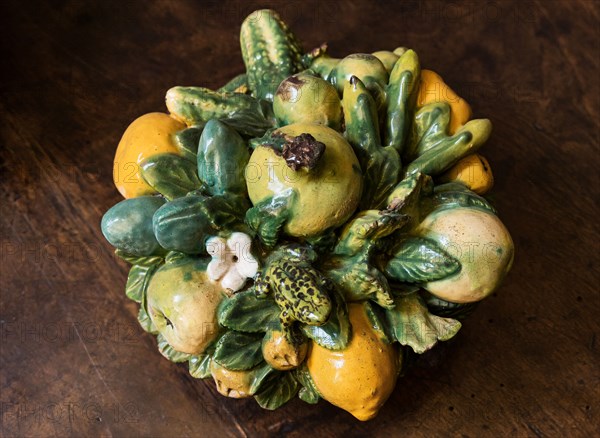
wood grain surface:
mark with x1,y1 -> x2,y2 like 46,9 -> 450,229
1,1 -> 598,436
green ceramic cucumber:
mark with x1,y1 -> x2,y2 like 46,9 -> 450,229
165,86 -> 272,137
101,196 -> 166,256
240,9 -> 303,101
152,195 -> 243,254
385,49 -> 421,154
197,120 -> 250,197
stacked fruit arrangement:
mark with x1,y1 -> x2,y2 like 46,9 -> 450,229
101,9 -> 514,420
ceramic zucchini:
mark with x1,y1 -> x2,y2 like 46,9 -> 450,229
101,8 -> 513,422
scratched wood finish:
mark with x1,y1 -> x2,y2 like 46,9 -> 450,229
1,1 -> 598,436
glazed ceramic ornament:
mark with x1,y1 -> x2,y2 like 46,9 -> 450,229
100,8 -> 514,421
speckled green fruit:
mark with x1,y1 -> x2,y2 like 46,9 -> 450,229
416,206 -> 514,303
273,73 -> 342,130
101,196 -> 166,256
146,258 -> 226,354
246,123 -> 362,238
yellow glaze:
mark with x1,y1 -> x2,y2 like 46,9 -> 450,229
113,112 -> 185,198
417,69 -> 472,134
307,303 -> 400,421
440,154 -> 494,195
210,361 -> 254,398
246,123 -> 362,238
262,330 -> 308,370
371,50 -> 399,74
416,207 -> 514,303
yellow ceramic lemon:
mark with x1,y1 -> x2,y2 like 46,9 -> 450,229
417,69 -> 472,134
416,206 -> 514,303
113,112 -> 185,198
246,123 -> 363,238
307,303 -> 400,421
440,154 -> 494,195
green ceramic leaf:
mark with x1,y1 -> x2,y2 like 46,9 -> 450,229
254,372 -> 299,410
385,236 -> 460,283
430,182 -> 497,215
213,331 -> 264,371
137,305 -> 158,334
364,301 -> 393,343
218,290 -> 280,333
386,172 -> 433,230
248,362 -> 276,395
157,333 -> 193,363
325,256 -> 394,309
301,288 -> 351,350
385,294 -> 461,354
140,153 -> 202,201
125,264 -> 159,303
294,365 -> 320,404
422,291 -> 479,321
188,354 -> 212,379
115,249 -> 164,267
245,190 -> 296,248
174,126 -> 204,162
217,73 -> 248,93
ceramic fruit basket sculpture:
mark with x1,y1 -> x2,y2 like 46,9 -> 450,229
101,9 -> 514,421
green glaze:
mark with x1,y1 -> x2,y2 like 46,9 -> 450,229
101,196 -> 166,256
153,194 -> 246,254
217,73 -> 249,93
385,293 -> 461,354
329,54 -> 388,94
384,49 -> 421,154
165,86 -> 272,137
405,102 -> 452,160
324,209 -> 408,309
303,44 -> 340,79
174,125 -> 204,161
255,245 -> 333,330
342,76 -> 401,209
273,72 -> 342,130
197,120 -> 250,197
245,189 -> 296,248
404,118 -> 492,177
140,153 -> 202,200
240,9 -> 303,101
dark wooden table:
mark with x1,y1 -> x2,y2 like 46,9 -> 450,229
1,1 -> 598,436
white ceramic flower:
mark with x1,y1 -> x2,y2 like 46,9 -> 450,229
206,232 -> 259,292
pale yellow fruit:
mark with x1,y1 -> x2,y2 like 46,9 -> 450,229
147,260 -> 225,354
307,303 -> 400,421
416,207 -> 514,303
